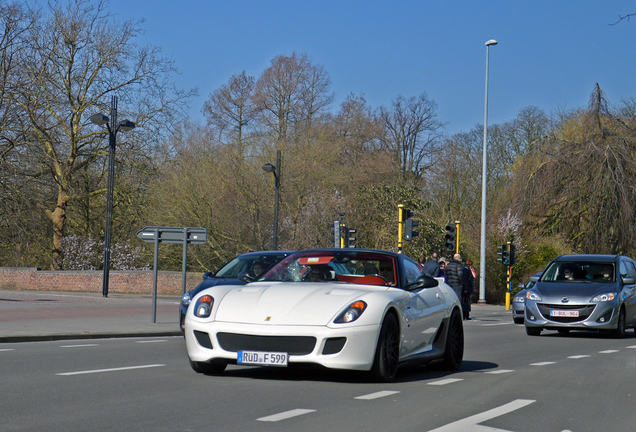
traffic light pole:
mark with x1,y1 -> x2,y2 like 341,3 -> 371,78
397,205 -> 404,254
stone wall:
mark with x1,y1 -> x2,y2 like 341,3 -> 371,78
0,267 -> 204,296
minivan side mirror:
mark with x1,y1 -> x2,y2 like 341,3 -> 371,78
622,276 -> 636,285
529,275 -> 540,283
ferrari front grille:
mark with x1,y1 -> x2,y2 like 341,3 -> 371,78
217,332 -> 316,355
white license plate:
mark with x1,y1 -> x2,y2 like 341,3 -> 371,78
550,310 -> 579,317
237,350 -> 288,367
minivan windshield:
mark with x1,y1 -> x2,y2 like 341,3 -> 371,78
541,261 -> 614,283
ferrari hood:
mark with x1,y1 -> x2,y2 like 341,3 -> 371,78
213,281 -> 382,325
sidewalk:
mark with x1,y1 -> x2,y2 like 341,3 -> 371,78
0,289 -> 182,343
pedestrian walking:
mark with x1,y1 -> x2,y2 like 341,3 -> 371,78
462,259 -> 476,320
444,253 -> 465,302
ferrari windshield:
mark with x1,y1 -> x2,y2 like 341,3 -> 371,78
541,261 -> 615,283
260,251 -> 397,287
215,253 -> 289,278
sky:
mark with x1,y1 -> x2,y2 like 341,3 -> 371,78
57,0 -> 636,135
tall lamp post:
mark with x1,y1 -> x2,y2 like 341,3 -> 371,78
479,39 -> 498,304
262,150 -> 281,250
90,96 -> 136,297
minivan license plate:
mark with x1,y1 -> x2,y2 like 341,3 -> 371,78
237,350 -> 288,367
550,310 -> 579,317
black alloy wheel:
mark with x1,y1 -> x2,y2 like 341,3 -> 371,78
442,308 -> 464,371
370,313 -> 400,383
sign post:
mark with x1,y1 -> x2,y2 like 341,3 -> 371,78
136,226 -> 207,323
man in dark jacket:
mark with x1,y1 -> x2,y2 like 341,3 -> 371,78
422,252 -> 441,277
462,263 -> 475,320
444,253 -> 465,302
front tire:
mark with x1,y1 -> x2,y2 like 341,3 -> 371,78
189,359 -> 227,375
370,313 -> 400,383
611,308 -> 626,339
526,326 -> 542,336
441,309 -> 464,370
513,317 -> 524,324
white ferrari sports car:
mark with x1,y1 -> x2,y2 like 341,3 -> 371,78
184,248 -> 464,382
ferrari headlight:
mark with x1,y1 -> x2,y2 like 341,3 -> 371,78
194,295 -> 214,318
181,292 -> 191,305
526,291 -> 542,301
592,293 -> 615,302
335,301 -> 367,323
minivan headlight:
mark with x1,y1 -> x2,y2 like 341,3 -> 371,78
592,293 -> 615,302
526,291 -> 542,301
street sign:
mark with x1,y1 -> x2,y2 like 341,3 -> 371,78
136,226 -> 207,244
135,226 -> 207,323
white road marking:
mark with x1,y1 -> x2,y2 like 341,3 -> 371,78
481,322 -> 513,326
485,369 -> 515,374
56,364 -> 165,376
568,355 -> 590,359
428,378 -> 464,386
60,344 -> 99,348
426,399 -> 535,432
0,349 -> 15,352
599,350 -> 619,354
355,390 -> 400,400
626,345 -> 636,349
136,340 -> 166,344
530,361 -> 555,366
257,409 -> 316,422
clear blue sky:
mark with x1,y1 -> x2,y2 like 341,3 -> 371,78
90,1 -> 636,135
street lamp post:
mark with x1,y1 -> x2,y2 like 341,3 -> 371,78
90,96 -> 136,297
262,150 -> 281,250
479,39 -> 498,304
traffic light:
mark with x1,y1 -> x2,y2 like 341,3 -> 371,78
345,227 -> 357,248
501,244 -> 511,265
404,219 -> 419,241
508,244 -> 516,266
330,221 -> 341,248
403,209 -> 419,241
497,244 -> 505,263
445,223 -> 457,253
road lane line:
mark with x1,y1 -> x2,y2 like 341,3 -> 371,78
136,340 -> 166,344
428,378 -> 464,386
626,345 -> 636,349
485,369 -> 515,374
481,322 -> 513,326
0,349 -> 15,352
426,399 -> 535,432
257,409 -> 316,422
355,390 -> 400,400
60,344 -> 99,348
530,361 -> 555,366
599,350 -> 619,354
568,355 -> 590,359
56,364 -> 165,376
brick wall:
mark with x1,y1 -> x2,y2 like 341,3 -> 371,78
0,267 -> 204,296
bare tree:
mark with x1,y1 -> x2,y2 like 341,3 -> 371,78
252,52 -> 334,147
7,0 -> 192,269
202,71 -> 256,153
378,93 -> 444,184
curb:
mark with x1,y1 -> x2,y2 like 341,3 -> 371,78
0,330 -> 183,344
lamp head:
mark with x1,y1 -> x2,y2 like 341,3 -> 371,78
90,113 -> 109,126
485,39 -> 498,46
262,163 -> 276,174
117,120 -> 136,132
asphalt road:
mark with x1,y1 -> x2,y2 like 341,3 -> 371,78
2,307 -> 636,432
